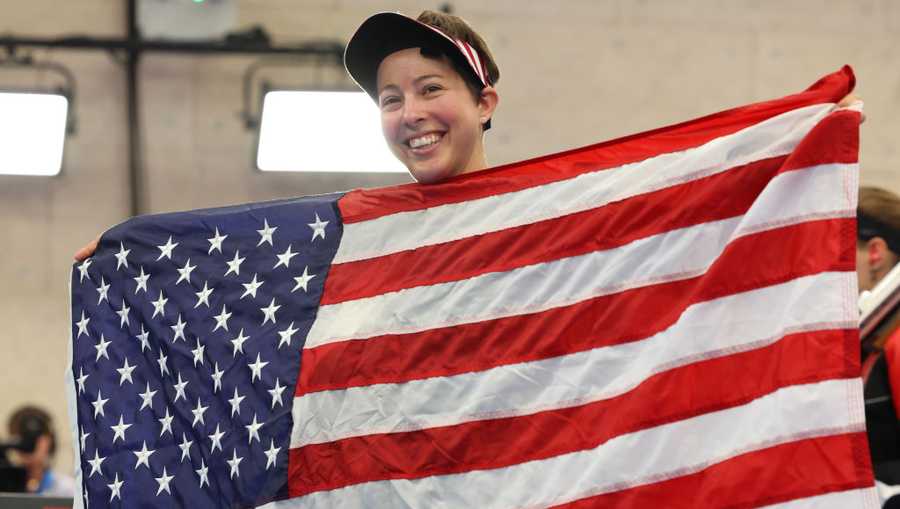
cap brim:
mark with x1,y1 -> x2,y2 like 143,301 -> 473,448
344,12 -> 471,101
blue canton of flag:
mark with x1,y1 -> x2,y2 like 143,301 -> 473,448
69,194 -> 342,508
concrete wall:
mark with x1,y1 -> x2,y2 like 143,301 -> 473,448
1,0 -> 898,478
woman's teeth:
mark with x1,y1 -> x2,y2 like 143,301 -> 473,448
408,133 -> 442,148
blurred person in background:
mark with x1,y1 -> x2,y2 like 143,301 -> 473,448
4,405 -> 74,496
859,186 -> 900,491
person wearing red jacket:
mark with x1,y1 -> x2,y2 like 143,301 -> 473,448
858,186 -> 900,489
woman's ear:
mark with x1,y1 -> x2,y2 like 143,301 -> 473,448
478,86 -> 499,126
868,237 -> 889,270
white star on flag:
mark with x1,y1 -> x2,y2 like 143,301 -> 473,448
151,290 -> 168,319
196,459 -> 210,488
155,467 -> 174,496
176,258 -> 196,285
229,387 -> 245,418
110,414 -> 132,444
92,389 -> 109,418
208,227 -> 227,254
96,276 -> 110,304
156,236 -> 178,261
274,244 -> 298,269
209,424 -> 225,453
116,299 -> 130,328
170,314 -> 187,342
76,368 -> 89,394
241,273 -> 264,300
172,373 -> 189,402
257,218 -> 277,247
158,408 -> 174,437
264,439 -> 281,470
291,266 -> 316,293
133,441 -> 154,470
191,338 -> 205,367
114,242 -> 130,270
308,212 -> 328,241
94,334 -> 111,362
138,382 -> 156,411
230,328 -> 249,357
227,449 -> 244,479
107,472 -> 124,502
132,266 -> 150,294
87,449 -> 106,478
213,304 -> 232,332
76,311 -> 90,338
135,325 -> 151,352
277,322 -> 299,349
260,298 -> 280,325
116,358 -> 136,385
245,413 -> 263,445
211,362 -> 224,392
156,350 -> 169,377
191,397 -> 209,427
249,353 -> 269,383
269,378 -> 286,408
178,433 -> 193,462
195,281 -> 214,308
77,258 -> 92,283
225,250 -> 246,277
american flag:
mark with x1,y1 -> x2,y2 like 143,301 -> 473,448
69,66 -> 877,508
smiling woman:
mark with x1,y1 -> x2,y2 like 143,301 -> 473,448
344,11 -> 500,184
375,47 -> 497,183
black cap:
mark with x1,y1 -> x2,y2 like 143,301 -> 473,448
344,12 -> 491,103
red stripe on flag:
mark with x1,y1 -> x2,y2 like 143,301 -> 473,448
324,156 -> 791,305
779,108 -> 860,173
551,433 -> 873,509
337,67 -> 854,224
287,329 -> 860,498
299,218 -> 855,395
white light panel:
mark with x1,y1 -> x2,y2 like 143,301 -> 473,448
0,92 -> 68,176
256,91 -> 406,173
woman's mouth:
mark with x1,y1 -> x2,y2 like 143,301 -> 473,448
405,132 -> 444,156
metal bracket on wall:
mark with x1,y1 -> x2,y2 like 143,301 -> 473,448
0,48 -> 78,134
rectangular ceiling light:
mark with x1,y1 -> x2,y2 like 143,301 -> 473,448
256,90 -> 406,173
0,92 -> 68,176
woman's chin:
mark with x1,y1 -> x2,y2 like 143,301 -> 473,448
408,164 -> 454,184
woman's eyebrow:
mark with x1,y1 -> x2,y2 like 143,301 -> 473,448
377,83 -> 400,96
378,74 -> 445,96
413,74 -> 444,83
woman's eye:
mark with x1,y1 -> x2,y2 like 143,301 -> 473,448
380,96 -> 399,108
423,84 -> 442,94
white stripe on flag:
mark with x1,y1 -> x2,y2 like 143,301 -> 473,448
293,271 -> 855,447
333,103 -> 836,264
308,163 -> 855,348
758,487 -> 879,509
274,378 -> 864,509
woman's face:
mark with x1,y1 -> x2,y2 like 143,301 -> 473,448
376,47 -> 496,184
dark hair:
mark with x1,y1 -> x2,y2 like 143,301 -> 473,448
858,186 -> 900,255
8,406 -> 56,456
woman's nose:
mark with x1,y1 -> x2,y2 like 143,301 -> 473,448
401,97 -> 426,127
